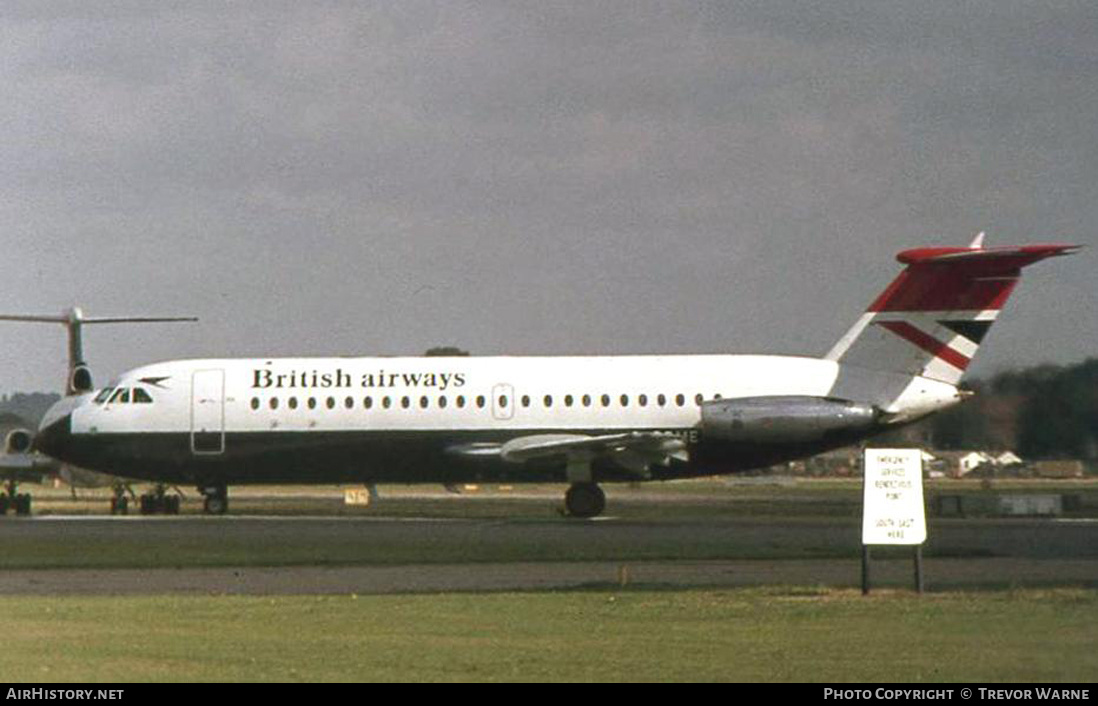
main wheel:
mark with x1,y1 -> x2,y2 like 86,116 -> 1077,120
139,494 -> 161,515
111,496 -> 129,515
565,482 -> 606,518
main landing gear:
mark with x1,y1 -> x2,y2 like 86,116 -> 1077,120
109,481 -> 136,515
200,484 -> 228,515
138,484 -> 182,515
564,482 -> 606,519
0,478 -> 32,516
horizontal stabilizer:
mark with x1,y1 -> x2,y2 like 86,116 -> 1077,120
894,243 -> 1080,266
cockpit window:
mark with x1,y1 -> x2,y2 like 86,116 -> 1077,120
94,388 -> 115,404
132,388 -> 153,404
108,388 -> 131,404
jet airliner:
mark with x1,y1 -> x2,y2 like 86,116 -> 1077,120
26,239 -> 1078,517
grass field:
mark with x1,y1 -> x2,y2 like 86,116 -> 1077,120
0,587 -> 1094,682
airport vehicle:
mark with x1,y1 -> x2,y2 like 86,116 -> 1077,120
29,239 -> 1078,517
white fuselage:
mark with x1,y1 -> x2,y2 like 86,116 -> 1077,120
67,353 -> 960,438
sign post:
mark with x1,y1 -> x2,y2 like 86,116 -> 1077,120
861,448 -> 927,594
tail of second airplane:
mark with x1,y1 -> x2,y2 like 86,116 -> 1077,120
825,236 -> 1079,387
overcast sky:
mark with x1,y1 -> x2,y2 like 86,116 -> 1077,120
1,1 -> 1095,394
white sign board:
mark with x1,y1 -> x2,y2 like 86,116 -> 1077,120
862,448 -> 926,545
344,489 -> 372,506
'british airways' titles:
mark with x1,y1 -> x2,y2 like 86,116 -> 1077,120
253,368 -> 466,391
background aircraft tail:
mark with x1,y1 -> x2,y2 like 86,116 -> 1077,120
825,238 -> 1079,387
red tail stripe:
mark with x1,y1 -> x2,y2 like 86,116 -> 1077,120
877,321 -> 971,371
869,268 -> 1018,312
870,243 -> 1078,313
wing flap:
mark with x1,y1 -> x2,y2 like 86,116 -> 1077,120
498,432 -> 689,477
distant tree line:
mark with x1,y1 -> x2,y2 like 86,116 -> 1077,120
924,358 -> 1098,459
0,392 -> 61,426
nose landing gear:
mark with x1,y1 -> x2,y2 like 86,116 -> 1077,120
200,484 -> 228,515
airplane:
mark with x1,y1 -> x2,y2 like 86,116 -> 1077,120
0,413 -> 55,515
0,415 -> 123,514
0,307 -> 196,515
26,238 -> 1078,517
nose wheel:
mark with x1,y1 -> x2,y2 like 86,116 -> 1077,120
200,485 -> 228,515
564,482 -> 606,518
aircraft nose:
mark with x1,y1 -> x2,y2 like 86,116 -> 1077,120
34,412 -> 72,459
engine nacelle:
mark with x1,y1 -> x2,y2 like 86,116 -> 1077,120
700,396 -> 881,444
71,364 -> 94,394
5,428 -> 34,454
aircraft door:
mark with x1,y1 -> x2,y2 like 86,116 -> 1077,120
191,369 -> 225,454
491,383 -> 514,421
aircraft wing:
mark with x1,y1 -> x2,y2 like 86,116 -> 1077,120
0,454 -> 37,470
449,432 -> 689,478
0,452 -> 60,482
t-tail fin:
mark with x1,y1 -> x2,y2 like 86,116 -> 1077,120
825,239 -> 1079,386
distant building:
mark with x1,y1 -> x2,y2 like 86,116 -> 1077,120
927,451 -> 995,478
1033,460 -> 1085,479
992,451 -> 1024,467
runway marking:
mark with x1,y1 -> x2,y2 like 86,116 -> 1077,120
22,514 -> 476,523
